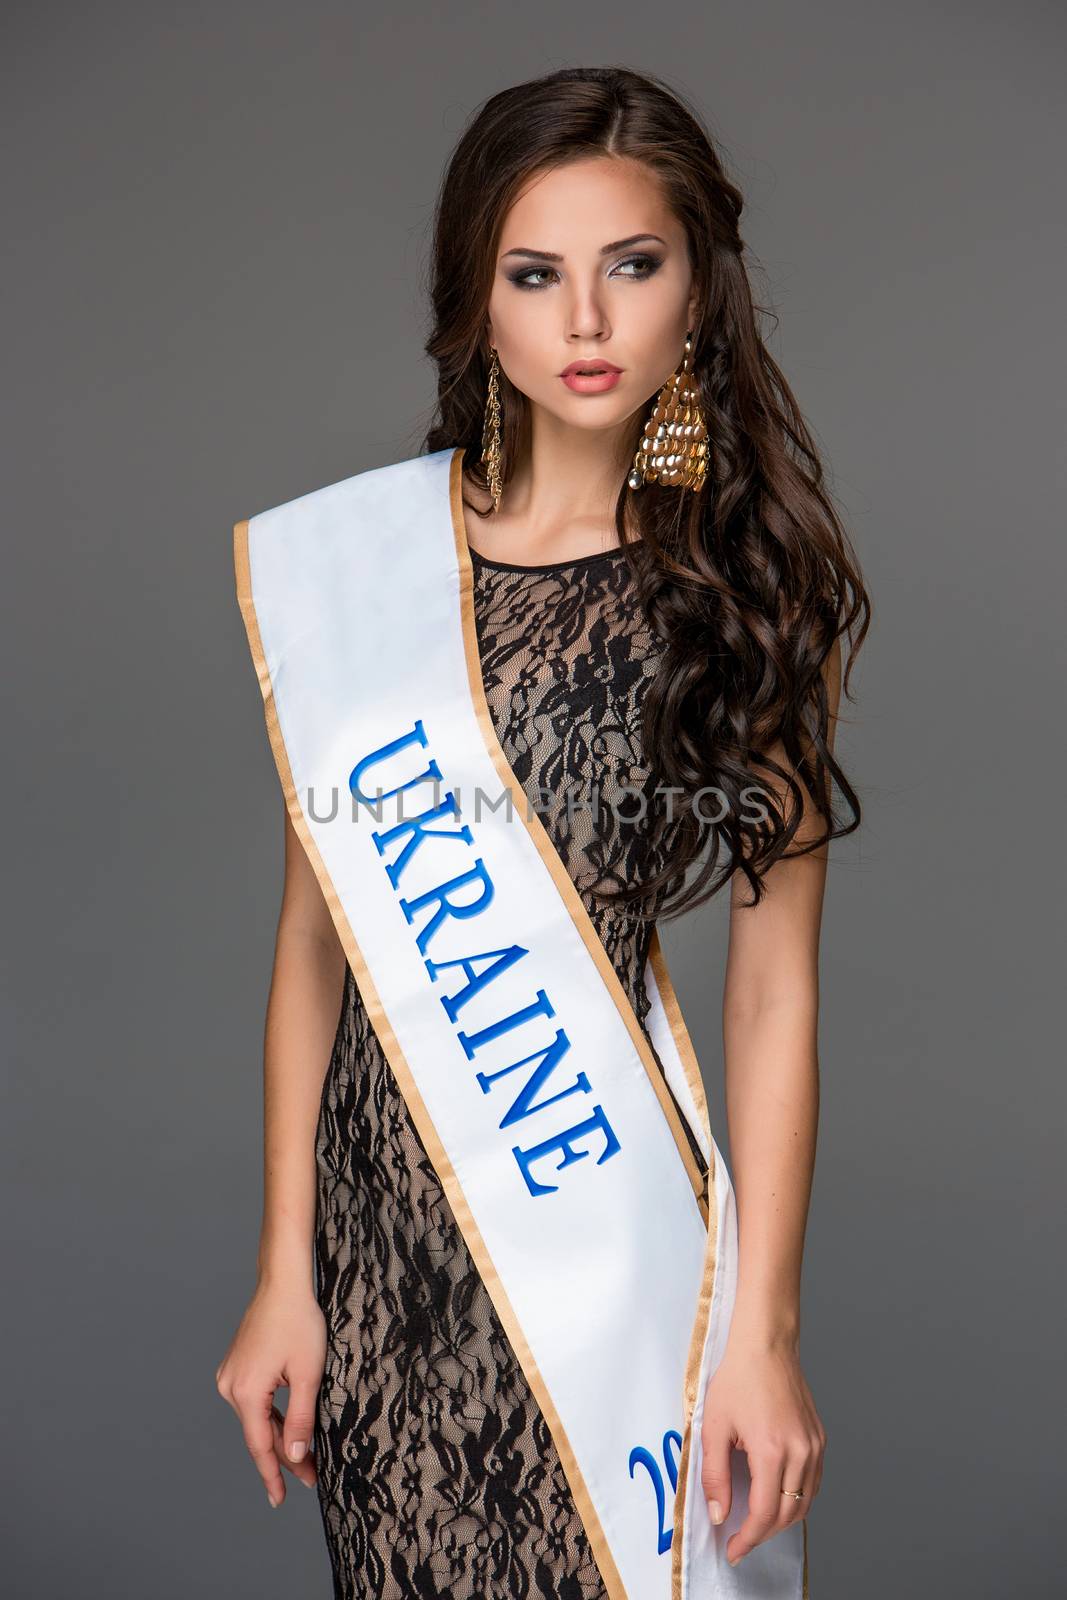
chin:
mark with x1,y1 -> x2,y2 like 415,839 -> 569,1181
560,415 -> 627,436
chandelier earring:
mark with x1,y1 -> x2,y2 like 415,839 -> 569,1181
627,331 -> 708,493
481,345 -> 504,514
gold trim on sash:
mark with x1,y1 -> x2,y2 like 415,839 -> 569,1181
448,446 -> 709,1225
804,1517 -> 810,1596
646,931 -> 719,1598
447,441 -> 750,1591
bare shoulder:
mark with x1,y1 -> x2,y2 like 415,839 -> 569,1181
279,803 -> 339,948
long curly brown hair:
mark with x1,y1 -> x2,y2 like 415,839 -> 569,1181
422,64 -> 870,918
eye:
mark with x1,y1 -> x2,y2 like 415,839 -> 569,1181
610,253 -> 662,280
507,265 -> 559,291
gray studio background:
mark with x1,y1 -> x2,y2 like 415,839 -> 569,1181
4,3 -> 1063,1596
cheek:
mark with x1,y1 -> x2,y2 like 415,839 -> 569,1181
490,298 -> 557,386
625,294 -> 691,387
626,281 -> 690,344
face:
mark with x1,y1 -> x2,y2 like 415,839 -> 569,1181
486,155 -> 699,438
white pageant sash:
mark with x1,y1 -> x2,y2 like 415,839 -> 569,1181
234,446 -> 807,1599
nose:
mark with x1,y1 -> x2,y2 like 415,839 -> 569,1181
564,278 -> 611,343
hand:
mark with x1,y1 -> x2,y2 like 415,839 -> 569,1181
215,1278 -> 327,1509
699,1334 -> 825,1567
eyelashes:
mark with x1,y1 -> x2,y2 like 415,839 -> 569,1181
505,253 -> 663,291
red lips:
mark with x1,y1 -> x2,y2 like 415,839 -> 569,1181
559,360 -> 622,376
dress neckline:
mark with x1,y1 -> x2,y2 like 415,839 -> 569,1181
467,543 -> 628,574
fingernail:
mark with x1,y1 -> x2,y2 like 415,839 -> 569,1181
708,1499 -> 724,1525
267,1493 -> 279,1509
728,1552 -> 741,1567
288,1440 -> 306,1461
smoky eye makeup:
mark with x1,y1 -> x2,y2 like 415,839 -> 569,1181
504,252 -> 665,290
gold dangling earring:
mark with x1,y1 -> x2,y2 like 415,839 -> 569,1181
627,331 -> 708,493
481,345 -> 504,514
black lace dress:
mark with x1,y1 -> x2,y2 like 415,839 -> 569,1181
312,540 -> 703,1599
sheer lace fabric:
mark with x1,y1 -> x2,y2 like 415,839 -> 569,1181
312,542 -> 700,1598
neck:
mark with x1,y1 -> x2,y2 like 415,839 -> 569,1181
500,405 -> 638,541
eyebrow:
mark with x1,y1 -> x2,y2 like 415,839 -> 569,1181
500,232 -> 667,262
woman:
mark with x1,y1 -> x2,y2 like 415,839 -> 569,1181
217,64 -> 868,1600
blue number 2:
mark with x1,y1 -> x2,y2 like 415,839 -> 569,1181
628,1429 -> 685,1554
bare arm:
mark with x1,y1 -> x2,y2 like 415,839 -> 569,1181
722,640 -> 840,1348
700,636 -> 842,1563
258,805 -> 347,1292
216,802 -> 346,1508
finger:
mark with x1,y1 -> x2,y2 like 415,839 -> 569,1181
812,1427 -> 826,1499
272,1401 -> 318,1490
282,1374 -> 319,1469
791,1424 -> 825,1508
234,1388 -> 287,1508
774,1446 -> 813,1531
727,1446 -> 782,1566
699,1417 -> 734,1528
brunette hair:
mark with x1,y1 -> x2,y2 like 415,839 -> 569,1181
422,65 -> 870,917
